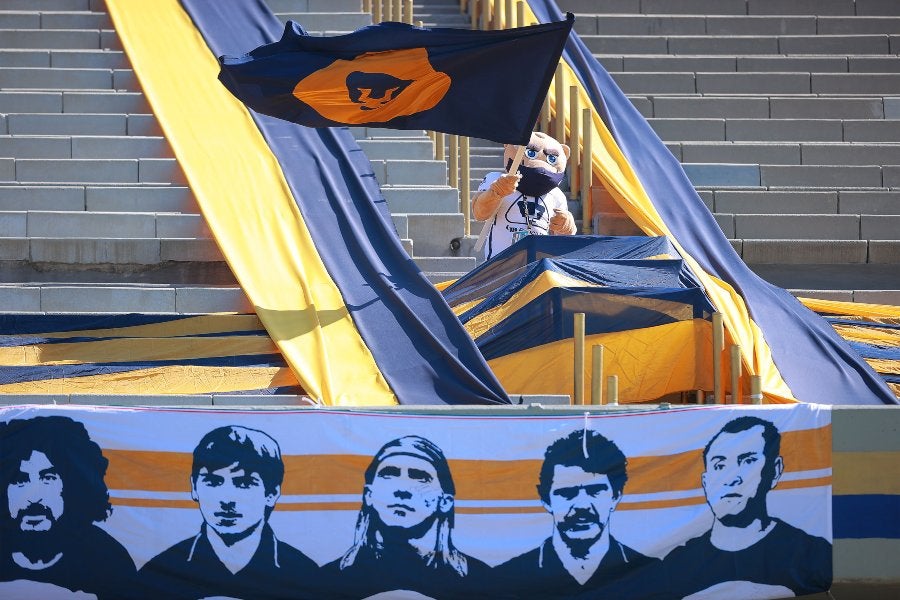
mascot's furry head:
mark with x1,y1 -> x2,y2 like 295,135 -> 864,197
504,131 -> 570,198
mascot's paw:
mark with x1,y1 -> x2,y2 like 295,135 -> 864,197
489,173 -> 521,197
549,209 -> 576,235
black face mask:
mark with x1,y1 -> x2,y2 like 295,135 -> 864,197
506,158 -> 565,197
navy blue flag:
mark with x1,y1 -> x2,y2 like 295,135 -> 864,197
218,15 -> 574,145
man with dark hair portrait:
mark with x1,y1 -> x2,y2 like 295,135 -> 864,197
324,435 -> 491,599
662,416 -> 832,599
494,429 -> 662,599
139,425 -> 322,600
0,415 -> 137,599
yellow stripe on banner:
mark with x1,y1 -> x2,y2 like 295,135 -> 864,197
833,324 -> 900,348
514,8 -> 797,404
488,320 -> 714,402
105,0 -> 395,406
833,451 -> 900,495
800,297 -> 900,320
8,314 -> 267,340
464,270 -> 601,339
0,336 -> 278,366
0,365 -> 300,395
102,426 -> 830,510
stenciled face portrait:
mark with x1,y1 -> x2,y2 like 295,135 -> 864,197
192,461 -> 278,540
545,465 -> 620,545
365,454 -> 451,530
702,425 -> 777,523
7,450 -> 65,533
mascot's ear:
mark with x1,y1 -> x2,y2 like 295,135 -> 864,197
561,144 -> 571,159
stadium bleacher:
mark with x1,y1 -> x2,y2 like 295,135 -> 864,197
0,0 -> 898,402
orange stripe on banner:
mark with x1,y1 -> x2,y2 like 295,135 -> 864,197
619,496 -> 707,512
112,498 -> 198,509
104,426 -> 831,502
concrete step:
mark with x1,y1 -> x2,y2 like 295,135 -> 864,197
0,236 -> 224,266
370,159 -> 447,186
0,91 -> 150,114
576,14 -> 900,36
0,210 -> 209,238
739,239 -> 900,265
584,34 -> 894,56
4,158 -> 186,184
0,29 -> 102,50
649,96 -> 900,120
759,164 -> 885,187
0,49 -> 124,69
676,141 -> 900,166
267,0 -> 362,12
0,283 -> 251,313
712,190 -> 842,214
274,12 -> 371,32
557,0 -> 900,17
0,185 -> 198,212
356,138 -> 435,160
381,186 -> 460,214
0,135 -> 171,159
0,11 -> 114,30
729,213 -> 861,240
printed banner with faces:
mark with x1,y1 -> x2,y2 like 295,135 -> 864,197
0,403 -> 832,600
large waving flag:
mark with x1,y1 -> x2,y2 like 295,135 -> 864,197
104,0 -> 509,406
218,15 -> 573,145
525,0 -> 897,405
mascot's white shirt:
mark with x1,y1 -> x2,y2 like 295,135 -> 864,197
478,171 -> 568,260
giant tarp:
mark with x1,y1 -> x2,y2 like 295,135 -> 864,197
100,0 -> 509,406
524,0 -> 897,405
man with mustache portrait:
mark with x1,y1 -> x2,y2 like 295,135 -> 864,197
494,429 -> 662,599
139,425 -> 322,599
0,416 -> 137,600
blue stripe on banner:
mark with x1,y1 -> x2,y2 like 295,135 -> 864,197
179,0 -> 509,405
833,495 -> 900,539
0,354 -> 290,385
0,330 -> 271,348
525,0 -> 897,406
0,313 -> 191,335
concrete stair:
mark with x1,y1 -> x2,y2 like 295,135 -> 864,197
0,0 -> 478,320
556,0 -> 900,302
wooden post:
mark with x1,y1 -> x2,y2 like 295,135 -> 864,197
607,375 -> 619,406
581,108 -> 592,233
481,0 -> 490,29
750,376 -> 763,405
470,0 -> 478,29
374,0 -> 382,23
712,312 -> 724,404
492,0 -> 502,30
568,85 -> 580,200
730,344 -> 742,404
404,0 -> 413,24
434,132 -> 445,161
505,0 -> 513,27
449,135 -> 459,188
516,0 -> 525,27
540,94 -> 551,133
363,0 -> 372,14
554,64 -> 565,145
591,345 -> 604,405
461,136 -> 471,235
574,313 -> 585,405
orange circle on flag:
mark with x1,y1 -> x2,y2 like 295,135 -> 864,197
292,47 -> 451,123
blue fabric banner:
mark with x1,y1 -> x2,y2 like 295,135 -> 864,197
524,0 -> 897,405
181,0 -> 509,405
217,13 -> 573,144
